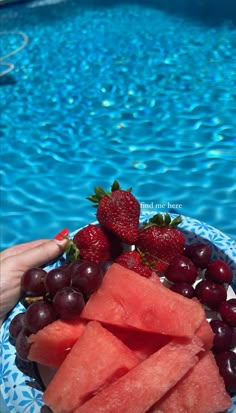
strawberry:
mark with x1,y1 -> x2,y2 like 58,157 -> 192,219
87,181 -> 140,245
68,224 -> 112,264
115,250 -> 152,278
135,213 -> 185,276
106,231 -> 124,260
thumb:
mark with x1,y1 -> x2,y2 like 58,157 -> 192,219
15,239 -> 68,271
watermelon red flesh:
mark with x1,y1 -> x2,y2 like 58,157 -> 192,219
105,324 -> 171,360
195,318 -> 214,351
73,336 -> 203,413
28,318 -> 86,368
105,315 -> 213,361
81,263 -> 205,338
149,273 -> 162,285
43,321 -> 140,413
148,351 -> 232,413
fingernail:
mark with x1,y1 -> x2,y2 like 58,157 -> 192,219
54,228 -> 69,241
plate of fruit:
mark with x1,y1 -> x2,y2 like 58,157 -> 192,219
1,181 -> 236,413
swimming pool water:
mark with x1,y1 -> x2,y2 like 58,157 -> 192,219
0,0 -> 236,250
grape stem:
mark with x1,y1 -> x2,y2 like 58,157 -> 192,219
25,296 -> 44,304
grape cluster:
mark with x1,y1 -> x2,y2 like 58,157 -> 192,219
164,242 -> 235,394
9,259 -> 109,361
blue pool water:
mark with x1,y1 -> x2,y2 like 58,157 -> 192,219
0,0 -> 236,250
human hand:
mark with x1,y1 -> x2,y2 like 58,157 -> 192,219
0,238 -> 67,325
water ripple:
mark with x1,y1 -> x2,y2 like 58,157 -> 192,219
0,1 -> 236,248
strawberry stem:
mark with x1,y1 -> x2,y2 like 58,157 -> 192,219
65,239 -> 80,263
144,251 -> 169,266
136,248 -> 169,269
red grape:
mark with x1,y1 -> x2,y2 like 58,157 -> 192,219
45,265 -> 71,296
210,319 -> 233,352
24,301 -> 57,333
219,299 -> 236,327
215,351 -> 236,394
21,268 -> 47,295
53,287 -> 85,320
205,260 -> 233,284
184,243 -> 212,269
67,259 -> 87,279
15,355 -> 37,379
41,406 -> 53,413
165,255 -> 198,284
195,280 -> 227,310
15,329 -> 30,360
71,261 -> 104,294
170,282 -> 195,299
231,328 -> 236,349
9,312 -> 25,339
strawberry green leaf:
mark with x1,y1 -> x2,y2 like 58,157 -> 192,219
164,213 -> 171,225
86,195 -> 99,203
94,186 -> 109,198
170,215 -> 182,227
145,213 -> 182,228
111,180 -> 120,192
87,185 -> 111,205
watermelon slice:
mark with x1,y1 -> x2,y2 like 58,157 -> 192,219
81,263 -> 205,338
195,318 -> 214,351
73,336 -> 203,413
43,321 -> 140,413
28,318 -> 86,368
148,351 -> 232,413
104,315 -> 213,360
105,324 -> 171,360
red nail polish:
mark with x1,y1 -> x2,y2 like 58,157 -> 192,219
54,228 -> 69,240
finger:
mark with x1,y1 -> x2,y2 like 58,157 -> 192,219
14,239 -> 68,271
0,239 -> 50,261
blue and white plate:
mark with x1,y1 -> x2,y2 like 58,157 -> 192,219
1,212 -> 236,413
